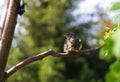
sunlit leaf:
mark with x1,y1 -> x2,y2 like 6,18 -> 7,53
106,60 -> 120,82
110,2 -> 120,11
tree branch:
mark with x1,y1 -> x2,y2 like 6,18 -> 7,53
6,46 -> 102,79
0,0 -> 20,81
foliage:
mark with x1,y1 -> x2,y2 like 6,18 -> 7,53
100,1 -> 120,80
100,24 -> 120,82
100,0 -> 120,79
106,60 -> 120,82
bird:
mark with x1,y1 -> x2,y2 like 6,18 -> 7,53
64,32 -> 82,53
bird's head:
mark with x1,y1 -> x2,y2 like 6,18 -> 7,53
64,32 -> 76,38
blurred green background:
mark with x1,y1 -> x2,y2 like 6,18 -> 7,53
4,0 -> 120,82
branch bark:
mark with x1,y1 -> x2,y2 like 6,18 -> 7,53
0,0 -> 20,81
0,0 -> 10,39
6,46 -> 102,79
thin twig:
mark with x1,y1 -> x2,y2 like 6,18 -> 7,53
6,46 -> 102,79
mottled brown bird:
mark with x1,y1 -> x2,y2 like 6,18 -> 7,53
64,32 -> 82,53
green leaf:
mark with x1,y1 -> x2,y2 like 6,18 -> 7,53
106,60 -> 120,82
110,2 -> 120,11
111,29 -> 120,59
100,38 -> 114,60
